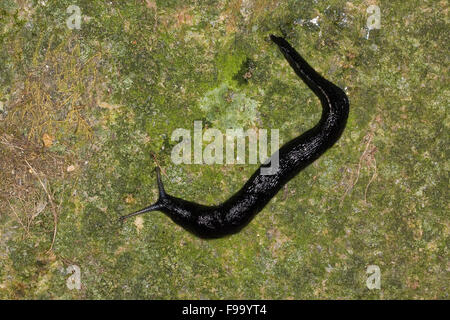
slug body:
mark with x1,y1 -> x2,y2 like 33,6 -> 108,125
121,35 -> 349,239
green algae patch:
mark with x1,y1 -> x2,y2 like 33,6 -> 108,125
199,83 -> 260,130
216,48 -> 248,85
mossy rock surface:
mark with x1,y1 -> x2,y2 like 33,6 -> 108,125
0,0 -> 447,299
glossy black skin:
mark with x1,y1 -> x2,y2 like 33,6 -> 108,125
120,35 -> 349,239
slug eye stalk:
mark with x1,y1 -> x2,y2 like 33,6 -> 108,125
119,168 -> 166,222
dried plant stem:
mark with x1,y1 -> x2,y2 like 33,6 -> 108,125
25,159 -> 58,253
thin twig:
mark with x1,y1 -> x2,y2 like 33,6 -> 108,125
364,157 -> 378,203
7,200 -> 31,237
340,131 -> 375,206
25,159 -> 58,253
0,136 -> 25,151
150,152 -> 168,178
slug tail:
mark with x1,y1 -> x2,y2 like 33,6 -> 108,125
270,34 -> 332,105
119,167 -> 166,221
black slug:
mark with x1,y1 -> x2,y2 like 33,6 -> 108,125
120,35 -> 349,239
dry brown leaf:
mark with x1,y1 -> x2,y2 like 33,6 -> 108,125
125,194 -> 135,204
145,0 -> 157,10
134,216 -> 144,234
42,133 -> 53,147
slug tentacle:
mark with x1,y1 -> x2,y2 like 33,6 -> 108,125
119,168 -> 166,221
155,167 -> 167,199
120,35 -> 349,239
